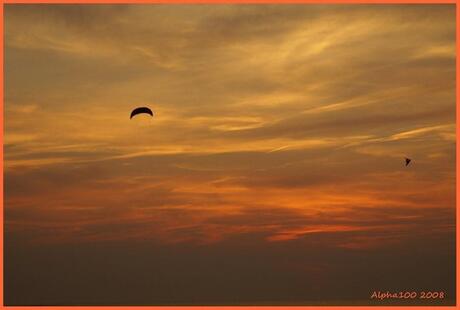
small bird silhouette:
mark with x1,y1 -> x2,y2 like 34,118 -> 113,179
405,157 -> 411,166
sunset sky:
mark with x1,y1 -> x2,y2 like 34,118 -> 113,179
4,4 -> 456,305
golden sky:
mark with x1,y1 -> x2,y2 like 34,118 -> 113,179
4,4 -> 456,305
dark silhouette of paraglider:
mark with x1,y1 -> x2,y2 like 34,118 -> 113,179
405,157 -> 411,166
130,107 -> 154,119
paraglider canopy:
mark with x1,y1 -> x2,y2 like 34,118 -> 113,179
130,107 -> 154,119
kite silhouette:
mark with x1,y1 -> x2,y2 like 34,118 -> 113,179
405,157 -> 411,166
130,107 -> 154,119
